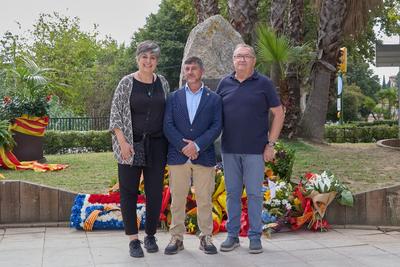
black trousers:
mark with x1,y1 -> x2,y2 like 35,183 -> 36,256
118,136 -> 168,236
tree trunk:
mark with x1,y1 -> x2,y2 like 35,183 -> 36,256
194,0 -> 220,24
270,0 -> 288,35
269,1 -> 287,94
297,0 -> 347,142
282,0 -> 303,138
228,0 -> 259,44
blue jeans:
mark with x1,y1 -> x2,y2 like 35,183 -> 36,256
222,153 -> 264,240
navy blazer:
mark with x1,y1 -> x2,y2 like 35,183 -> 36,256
163,86 -> 222,167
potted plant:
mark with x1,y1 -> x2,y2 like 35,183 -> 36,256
0,56 -> 54,162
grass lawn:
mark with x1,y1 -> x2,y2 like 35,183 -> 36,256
1,141 -> 399,194
0,152 -> 117,194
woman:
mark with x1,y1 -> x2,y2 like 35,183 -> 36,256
109,40 -> 169,258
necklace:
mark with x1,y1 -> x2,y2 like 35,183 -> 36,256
136,72 -> 155,97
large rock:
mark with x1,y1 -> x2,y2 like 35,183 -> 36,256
179,15 -> 244,90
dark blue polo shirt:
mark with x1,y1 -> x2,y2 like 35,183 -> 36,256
216,71 -> 280,154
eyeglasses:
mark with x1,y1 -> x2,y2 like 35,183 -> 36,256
233,54 -> 255,60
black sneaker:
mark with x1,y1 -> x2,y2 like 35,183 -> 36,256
199,235 -> 217,254
129,239 -> 144,258
144,235 -> 158,253
164,236 -> 184,255
249,239 -> 263,254
220,236 -> 240,252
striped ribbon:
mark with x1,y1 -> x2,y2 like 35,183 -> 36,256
9,115 -> 49,137
83,205 -> 122,231
0,115 -> 68,172
0,147 -> 68,171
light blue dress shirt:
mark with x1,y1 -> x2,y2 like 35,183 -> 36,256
185,83 -> 204,152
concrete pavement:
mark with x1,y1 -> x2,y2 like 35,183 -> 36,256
1,226 -> 400,267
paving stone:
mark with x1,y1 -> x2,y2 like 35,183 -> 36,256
273,239 -> 325,251
332,244 -> 389,258
372,242 -> 400,254
2,227 -> 400,266
289,247 -> 350,262
307,258 -> 364,267
333,228 -> 383,235
42,247 -> 94,267
0,248 -> 43,266
354,233 -> 399,243
350,254 -> 400,267
5,227 -> 45,235
0,238 -> 44,251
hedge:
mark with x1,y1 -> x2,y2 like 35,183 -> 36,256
325,125 -> 398,143
43,125 -> 398,154
44,130 -> 112,154
350,120 -> 397,127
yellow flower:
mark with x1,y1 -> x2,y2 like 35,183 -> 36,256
264,190 -> 271,201
293,197 -> 301,206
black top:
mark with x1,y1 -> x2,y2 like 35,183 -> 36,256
130,76 -> 165,140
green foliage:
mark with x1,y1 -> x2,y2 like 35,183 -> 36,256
266,142 -> 296,183
131,0 -> 195,89
327,84 -> 367,123
0,56 -> 54,119
255,24 -> 293,77
44,130 -> 111,154
346,58 -> 381,100
0,120 -> 15,151
375,87 -> 398,120
47,95 -> 75,117
29,13 -> 100,115
352,120 -> 397,127
338,189 -> 354,207
325,125 -> 398,143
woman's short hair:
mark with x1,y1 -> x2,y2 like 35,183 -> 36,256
136,40 -> 161,59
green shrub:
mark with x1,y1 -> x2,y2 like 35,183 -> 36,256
325,125 -> 398,143
351,120 -> 397,127
266,142 -> 296,183
44,130 -> 112,154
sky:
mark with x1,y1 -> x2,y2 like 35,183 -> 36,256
0,0 -> 162,44
0,0 -> 398,81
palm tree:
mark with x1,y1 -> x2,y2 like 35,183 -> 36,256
194,0 -> 220,23
284,0 -> 304,138
256,25 -> 292,87
256,25 -> 311,138
270,0 -> 288,35
297,0 -> 382,142
228,0 -> 259,44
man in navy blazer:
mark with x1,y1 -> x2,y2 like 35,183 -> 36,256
163,56 -> 222,255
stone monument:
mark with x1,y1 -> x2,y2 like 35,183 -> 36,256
179,15 -> 244,90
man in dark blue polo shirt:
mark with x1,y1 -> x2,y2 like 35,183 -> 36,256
216,43 -> 284,254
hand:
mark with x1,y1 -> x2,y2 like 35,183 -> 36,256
120,140 -> 134,160
182,138 -> 198,159
189,152 -> 199,161
263,145 -> 275,162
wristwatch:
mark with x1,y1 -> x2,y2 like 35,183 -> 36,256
267,141 -> 276,147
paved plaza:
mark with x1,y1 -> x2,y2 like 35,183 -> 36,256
1,226 -> 400,267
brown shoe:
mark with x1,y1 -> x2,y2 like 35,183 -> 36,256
200,235 -> 217,254
164,236 -> 184,255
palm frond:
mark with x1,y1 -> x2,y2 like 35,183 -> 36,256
255,24 -> 293,76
